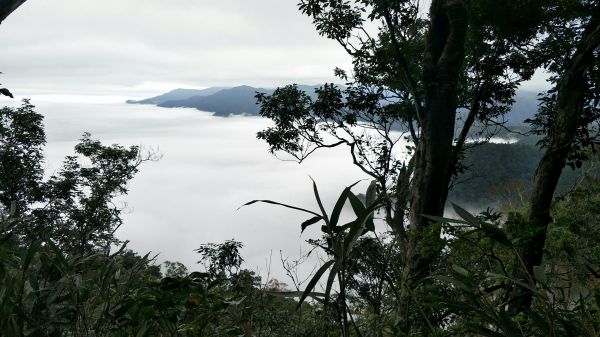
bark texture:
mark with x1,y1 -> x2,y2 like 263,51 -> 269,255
395,1 -> 469,335
509,15 -> 600,312
407,0 -> 468,277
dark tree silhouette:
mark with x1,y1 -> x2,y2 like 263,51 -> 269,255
0,0 -> 26,24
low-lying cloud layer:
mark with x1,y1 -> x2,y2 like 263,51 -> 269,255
27,99 -> 370,281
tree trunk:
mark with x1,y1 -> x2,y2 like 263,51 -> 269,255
407,0 -> 468,278
0,0 -> 27,24
395,1 -> 468,335
509,16 -> 600,312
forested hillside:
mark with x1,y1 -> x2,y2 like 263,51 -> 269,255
449,142 -> 594,209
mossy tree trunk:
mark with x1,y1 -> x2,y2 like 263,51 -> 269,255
510,14 -> 600,312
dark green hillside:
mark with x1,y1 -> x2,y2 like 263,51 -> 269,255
449,142 -> 589,209
128,84 -> 336,116
158,85 -> 274,116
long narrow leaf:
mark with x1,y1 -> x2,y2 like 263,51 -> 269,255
22,241 -> 40,272
325,261 -> 343,304
301,216 -> 323,233
297,260 -> 334,309
422,214 -> 469,225
344,196 -> 385,253
347,191 -> 366,214
452,203 -> 480,226
240,199 -> 320,217
479,222 -> 513,247
47,240 -> 69,274
310,177 -> 330,226
347,192 -> 375,231
329,181 -> 360,228
267,291 -> 326,298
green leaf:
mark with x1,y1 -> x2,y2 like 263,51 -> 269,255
452,203 -> 479,226
479,222 -> 513,247
347,191 -> 366,214
487,273 -> 547,299
136,321 -> 149,337
240,199 -> 320,217
422,214 -> 469,225
301,216 -> 323,233
46,282 -> 66,306
266,290 -> 326,299
22,241 -> 40,272
452,265 -> 470,278
47,240 -> 69,274
451,203 -> 513,247
347,192 -> 375,231
528,309 -> 551,335
23,327 -> 39,336
297,260 -> 334,309
324,261 -> 343,304
434,275 -> 472,292
344,196 -> 385,253
310,177 -> 330,226
532,265 -> 547,285
329,181 -> 360,228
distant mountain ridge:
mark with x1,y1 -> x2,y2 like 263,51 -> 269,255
127,85 -> 324,117
126,87 -> 229,105
128,85 -> 541,122
157,85 -> 274,116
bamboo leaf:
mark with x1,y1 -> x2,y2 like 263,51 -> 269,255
267,291 -> 326,298
479,222 -> 513,247
347,191 -> 366,214
452,265 -> 470,278
47,240 -> 69,274
310,177 -> 330,226
344,196 -> 385,253
324,261 -> 343,304
301,216 -> 323,233
240,199 -> 320,217
136,321 -> 149,337
452,203 -> 479,226
451,204 -> 512,247
329,181 -> 360,228
22,241 -> 40,272
297,260 -> 334,308
348,192 -> 375,231
487,273 -> 547,299
422,214 -> 469,225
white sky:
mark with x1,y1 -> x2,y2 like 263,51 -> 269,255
0,0 -> 352,98
0,0 -> 549,100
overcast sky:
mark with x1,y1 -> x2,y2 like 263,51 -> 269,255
0,0 -> 352,98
